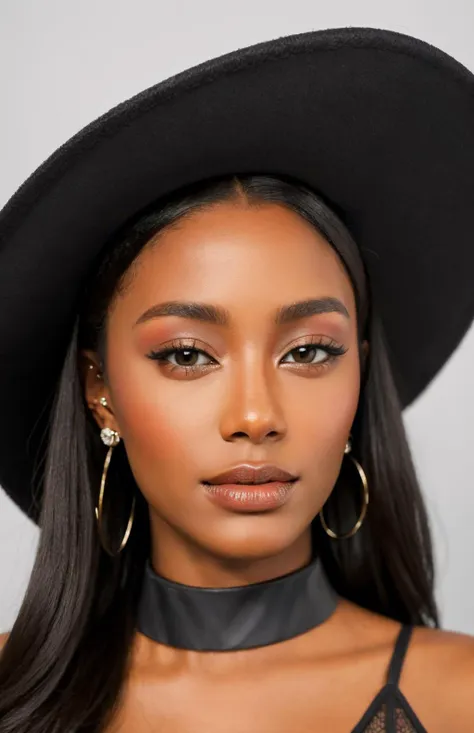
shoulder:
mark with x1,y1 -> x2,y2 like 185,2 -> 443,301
404,625 -> 474,732
0,631 -> 10,654
337,602 -> 474,730
409,625 -> 474,680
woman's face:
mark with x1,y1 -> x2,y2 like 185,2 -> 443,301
83,200 -> 366,563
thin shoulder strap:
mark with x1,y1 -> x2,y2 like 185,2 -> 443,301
387,624 -> 413,687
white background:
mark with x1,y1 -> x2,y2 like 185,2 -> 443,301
1,0 -> 473,634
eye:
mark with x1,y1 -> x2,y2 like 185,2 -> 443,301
280,338 -> 347,368
146,339 -> 216,373
146,337 -> 347,375
163,348 -> 212,368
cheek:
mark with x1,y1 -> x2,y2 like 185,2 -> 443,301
104,348 -> 209,493
293,360 -> 361,477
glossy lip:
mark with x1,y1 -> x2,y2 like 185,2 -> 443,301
202,480 -> 298,512
202,463 -> 298,485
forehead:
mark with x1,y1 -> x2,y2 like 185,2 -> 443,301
114,201 -> 356,321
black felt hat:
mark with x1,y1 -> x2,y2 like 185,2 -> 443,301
1,26 -> 474,523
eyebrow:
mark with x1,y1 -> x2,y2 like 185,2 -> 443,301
134,297 -> 350,327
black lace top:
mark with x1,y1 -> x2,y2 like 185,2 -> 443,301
351,625 -> 426,732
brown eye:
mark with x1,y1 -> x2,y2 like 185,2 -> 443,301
147,344 -> 215,370
280,339 -> 347,369
173,349 -> 200,367
286,345 -> 326,365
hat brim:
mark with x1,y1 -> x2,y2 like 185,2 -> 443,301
1,26 -> 474,522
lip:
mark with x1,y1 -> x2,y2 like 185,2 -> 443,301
201,463 -> 299,513
202,463 -> 298,485
202,480 -> 297,512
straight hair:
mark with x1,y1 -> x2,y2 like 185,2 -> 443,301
0,174 -> 438,732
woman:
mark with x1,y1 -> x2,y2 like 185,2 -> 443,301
0,26 -> 474,733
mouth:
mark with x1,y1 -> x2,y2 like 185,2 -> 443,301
201,464 -> 299,512
201,464 -> 299,513
202,480 -> 297,512
202,463 -> 299,486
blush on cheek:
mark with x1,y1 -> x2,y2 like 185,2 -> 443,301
115,390 -> 188,468
108,363 -> 209,507
297,371 -> 360,484
116,405 -> 194,511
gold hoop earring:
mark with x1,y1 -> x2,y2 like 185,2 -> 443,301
319,439 -> 369,540
95,427 -> 135,556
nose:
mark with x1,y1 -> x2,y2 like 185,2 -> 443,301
219,356 -> 287,444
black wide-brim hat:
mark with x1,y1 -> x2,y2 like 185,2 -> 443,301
1,26 -> 474,523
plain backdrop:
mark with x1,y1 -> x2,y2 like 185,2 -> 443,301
1,0 -> 473,635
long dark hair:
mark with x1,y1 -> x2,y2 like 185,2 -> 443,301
0,175 -> 438,732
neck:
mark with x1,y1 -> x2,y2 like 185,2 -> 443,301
136,540 -> 338,652
148,518 -> 313,588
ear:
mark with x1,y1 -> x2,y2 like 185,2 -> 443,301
79,349 -> 120,434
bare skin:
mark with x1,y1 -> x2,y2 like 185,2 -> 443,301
85,201 -> 362,582
0,619 -> 473,731
9,199 -> 469,730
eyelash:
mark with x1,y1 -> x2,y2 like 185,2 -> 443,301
146,337 -> 348,375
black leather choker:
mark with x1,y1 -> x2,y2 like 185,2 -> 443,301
136,555 -> 338,651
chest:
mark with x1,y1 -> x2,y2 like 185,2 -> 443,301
108,667 -> 380,733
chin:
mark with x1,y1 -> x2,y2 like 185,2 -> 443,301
196,514 -> 310,563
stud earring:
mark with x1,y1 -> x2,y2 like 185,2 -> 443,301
88,363 -> 103,379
